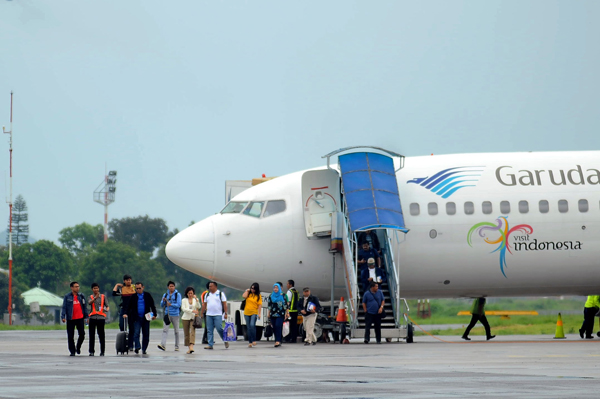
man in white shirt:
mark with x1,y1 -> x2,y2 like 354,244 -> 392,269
360,258 -> 384,293
201,281 -> 229,350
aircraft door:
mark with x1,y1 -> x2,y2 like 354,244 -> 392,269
301,169 -> 341,238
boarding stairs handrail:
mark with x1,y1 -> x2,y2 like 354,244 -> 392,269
382,231 -> 401,328
340,214 -> 359,329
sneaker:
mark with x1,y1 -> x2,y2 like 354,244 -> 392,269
579,329 -> 584,339
89,353 -> 94,356
364,340 -> 369,344
69,353 -> 75,356
157,345 -> 166,351
487,335 -> 496,341
100,353 -> 104,356
135,348 -> 140,354
204,346 -> 213,350
224,342 -> 229,349
174,347 -> 179,351
142,351 -> 147,355
462,336 -> 471,341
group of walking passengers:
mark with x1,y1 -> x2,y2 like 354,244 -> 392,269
242,280 -> 322,348
60,274 -> 324,356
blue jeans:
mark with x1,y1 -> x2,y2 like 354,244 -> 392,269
244,314 -> 257,343
133,318 -> 150,351
206,315 -> 224,347
271,316 -> 284,343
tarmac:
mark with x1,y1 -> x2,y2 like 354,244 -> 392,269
1,329 -> 599,398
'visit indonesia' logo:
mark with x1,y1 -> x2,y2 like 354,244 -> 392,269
467,217 -> 582,278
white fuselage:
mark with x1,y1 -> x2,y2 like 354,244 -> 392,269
166,151 -> 600,299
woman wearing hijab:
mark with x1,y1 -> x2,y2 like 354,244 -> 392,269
267,283 -> 289,347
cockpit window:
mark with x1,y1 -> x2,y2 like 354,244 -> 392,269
221,201 -> 248,214
263,200 -> 286,217
243,201 -> 264,218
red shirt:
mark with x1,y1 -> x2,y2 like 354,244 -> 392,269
72,296 -> 84,320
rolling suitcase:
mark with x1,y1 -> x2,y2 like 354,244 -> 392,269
116,321 -> 129,355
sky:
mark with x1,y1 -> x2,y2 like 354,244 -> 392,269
0,0 -> 599,243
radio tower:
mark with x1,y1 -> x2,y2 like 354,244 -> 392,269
93,168 -> 117,242
3,92 -> 14,325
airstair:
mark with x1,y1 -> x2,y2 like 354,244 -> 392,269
323,147 -> 413,342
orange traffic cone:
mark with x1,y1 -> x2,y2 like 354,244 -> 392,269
553,312 -> 566,339
336,297 -> 348,322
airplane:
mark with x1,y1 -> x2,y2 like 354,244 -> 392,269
165,148 -> 600,302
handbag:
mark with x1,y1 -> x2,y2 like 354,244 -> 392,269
264,324 -> 273,338
240,299 -> 246,311
282,321 -> 290,337
193,315 -> 203,329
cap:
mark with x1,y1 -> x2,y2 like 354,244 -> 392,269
367,258 -> 375,264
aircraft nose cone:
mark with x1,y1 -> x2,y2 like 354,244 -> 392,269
166,217 -> 215,278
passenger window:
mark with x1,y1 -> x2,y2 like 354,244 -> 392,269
263,200 -> 286,217
446,202 -> 456,215
482,201 -> 492,215
558,199 -> 568,213
539,200 -> 549,214
464,201 -> 474,215
519,200 -> 529,214
221,201 -> 248,214
409,203 -> 420,216
500,201 -> 510,214
578,199 -> 588,213
243,201 -> 264,218
428,202 -> 438,216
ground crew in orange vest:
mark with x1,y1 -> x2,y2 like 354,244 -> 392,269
89,283 -> 110,356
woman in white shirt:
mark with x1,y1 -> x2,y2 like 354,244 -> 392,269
181,286 -> 201,354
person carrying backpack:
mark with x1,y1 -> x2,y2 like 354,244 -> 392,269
158,281 -> 182,351
202,281 -> 229,350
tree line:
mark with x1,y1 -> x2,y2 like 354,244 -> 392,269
0,215 -> 217,317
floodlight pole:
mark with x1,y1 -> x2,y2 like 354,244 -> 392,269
93,168 -> 117,243
3,92 -> 13,325
103,166 -> 108,242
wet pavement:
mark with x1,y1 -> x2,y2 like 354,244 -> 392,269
1,329 -> 599,398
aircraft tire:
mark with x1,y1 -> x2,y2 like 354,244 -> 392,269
406,323 -> 414,344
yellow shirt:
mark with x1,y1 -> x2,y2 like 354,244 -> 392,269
584,295 -> 600,308
244,294 -> 263,316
